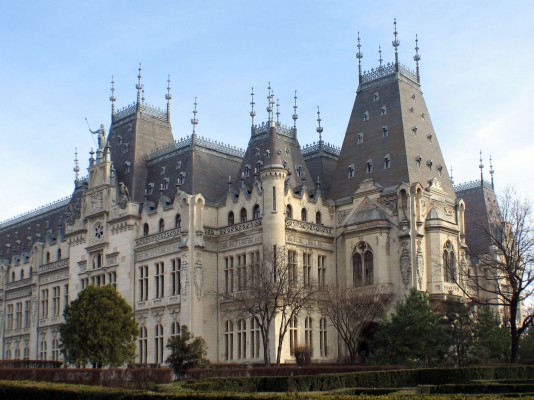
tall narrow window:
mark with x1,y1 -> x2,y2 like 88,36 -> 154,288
52,286 -> 60,317
143,223 -> 149,237
64,284 -> 69,306
366,159 -> 373,174
155,262 -> 164,298
237,319 -> 247,359
24,300 -> 31,328
6,304 -> 13,331
250,317 -> 260,359
57,248 -> 62,260
318,255 -> 326,289
305,316 -> 313,357
154,324 -> 164,365
171,258 -> 181,295
228,211 -> 234,226
301,208 -> 307,222
353,242 -> 373,286
225,256 -> 234,293
382,126 -> 389,137
384,154 -> 391,169
175,214 -> 181,229
444,241 -> 456,283
15,302 -> 22,329
272,186 -> 276,211
159,218 -> 165,233
139,326 -> 147,365
288,250 -> 297,285
289,316 -> 298,355
41,289 -> 49,318
171,321 -> 181,338
237,254 -> 246,291
139,265 -> 148,301
303,253 -> 311,287
40,340 -> 47,360
240,208 -> 247,223
316,211 -> 322,225
52,338 -> 60,361
225,320 -> 234,361
357,132 -> 364,144
320,317 -> 328,357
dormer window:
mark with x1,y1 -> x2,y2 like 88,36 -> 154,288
159,218 -> 165,233
295,164 -> 302,177
255,148 -> 260,156
411,93 -> 416,102
366,159 -> 373,174
179,172 -> 186,185
163,178 -> 169,190
362,111 -> 369,121
176,161 -> 182,170
412,126 -> 418,136
427,160 -> 433,172
118,135 -> 123,145
437,165 -> 443,176
380,106 -> 387,116
265,150 -> 270,158
382,126 -> 389,137
147,183 -> 155,195
373,92 -> 379,102
348,164 -> 355,178
125,161 -> 131,174
257,161 -> 263,171
244,165 -> 251,178
427,133 -> 433,143
416,156 -> 422,169
384,154 -> 391,169
409,106 -> 414,113
357,132 -> 363,144
161,166 -> 166,175
421,112 -> 426,120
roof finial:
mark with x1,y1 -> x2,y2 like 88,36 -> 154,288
414,34 -> 421,83
73,148 -> 80,181
136,63 -> 143,106
479,150 -> 484,187
378,46 -> 383,68
191,97 -> 198,136
316,106 -> 323,143
356,31 -> 363,84
165,74 -> 172,121
489,155 -> 495,190
110,75 -> 116,118
276,98 -> 280,126
266,82 -> 273,124
249,87 -> 256,128
450,165 -> 454,185
292,90 -> 298,130
141,87 -> 145,104
392,18 -> 400,71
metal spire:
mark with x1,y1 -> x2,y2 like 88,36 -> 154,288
141,87 -> 145,104
414,34 -> 421,83
392,19 -> 400,71
110,76 -> 116,117
316,106 -> 323,143
136,63 -> 143,106
292,90 -> 298,130
266,82 -> 273,124
73,148 -> 80,181
165,74 -> 172,121
276,98 -> 280,126
489,155 -> 495,190
356,31 -> 363,84
378,46 -> 383,68
479,150 -> 484,187
191,97 -> 198,135
249,87 -> 256,127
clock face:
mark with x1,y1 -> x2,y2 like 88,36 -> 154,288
93,222 -> 104,242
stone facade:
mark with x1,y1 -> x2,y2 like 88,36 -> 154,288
0,37 -> 493,365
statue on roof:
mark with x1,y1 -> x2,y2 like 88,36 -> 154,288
118,182 -> 130,209
90,123 -> 107,149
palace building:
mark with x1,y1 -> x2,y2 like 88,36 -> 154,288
0,24 -> 498,365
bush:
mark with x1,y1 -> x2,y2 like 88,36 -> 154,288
0,367 -> 172,389
293,345 -> 312,366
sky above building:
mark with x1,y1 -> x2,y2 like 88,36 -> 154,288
0,1 -> 532,222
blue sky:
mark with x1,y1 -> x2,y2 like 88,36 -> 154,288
1,1 -> 533,221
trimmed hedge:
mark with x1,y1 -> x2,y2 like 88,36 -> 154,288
419,383 -> 534,394
0,367 -> 172,389
0,380 -> 525,400
184,365 -> 534,392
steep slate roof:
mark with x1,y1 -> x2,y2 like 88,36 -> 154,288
302,140 -> 340,198
234,122 -> 314,193
455,180 -> 500,256
329,62 -> 454,201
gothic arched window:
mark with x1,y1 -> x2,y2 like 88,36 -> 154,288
353,242 -> 374,286
228,211 -> 234,226
316,211 -> 322,225
286,205 -> 293,219
444,241 -> 456,283
240,208 -> 247,223
143,223 -> 149,237
253,204 -> 260,220
159,218 -> 165,233
175,214 -> 181,229
301,208 -> 307,222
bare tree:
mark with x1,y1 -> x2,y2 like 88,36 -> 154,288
220,245 -> 318,366
319,284 -> 394,364
447,189 -> 534,363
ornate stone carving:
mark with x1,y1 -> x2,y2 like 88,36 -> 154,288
118,182 -> 130,209
180,251 -> 189,300
194,252 -> 203,301
400,239 -> 411,288
337,210 -> 350,224
65,199 -> 81,226
416,239 -> 424,289
90,192 -> 103,212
